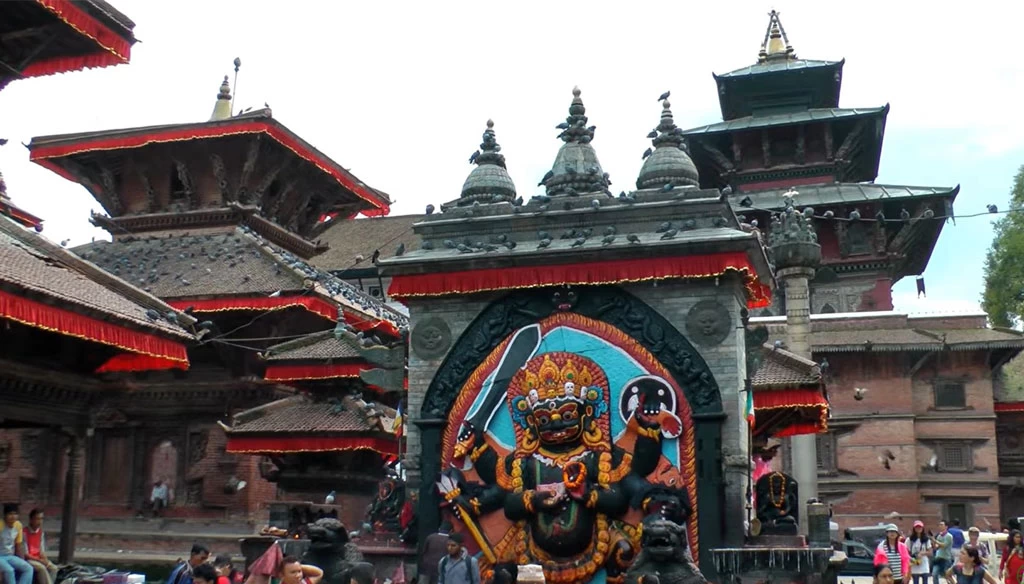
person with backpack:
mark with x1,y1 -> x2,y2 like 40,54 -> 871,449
437,534 -> 479,584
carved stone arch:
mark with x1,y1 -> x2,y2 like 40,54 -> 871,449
821,303 -> 837,314
420,285 -> 722,418
416,285 -> 726,569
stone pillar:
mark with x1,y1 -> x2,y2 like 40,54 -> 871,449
779,266 -> 818,533
59,433 -> 84,564
768,196 -> 822,534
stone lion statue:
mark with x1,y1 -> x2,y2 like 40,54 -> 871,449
623,515 -> 708,584
300,518 -> 375,584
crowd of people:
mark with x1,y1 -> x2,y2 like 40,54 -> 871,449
2,504 -> 58,584
870,519 -> 1024,584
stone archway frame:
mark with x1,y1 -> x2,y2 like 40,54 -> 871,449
417,284 -> 726,570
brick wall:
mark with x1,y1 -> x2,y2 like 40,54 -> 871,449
819,349 -> 1001,532
0,425 -> 281,520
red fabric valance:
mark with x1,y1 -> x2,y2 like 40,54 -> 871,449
265,362 -> 373,382
225,435 -> 398,455
165,296 -> 402,339
20,0 -> 132,79
0,289 -> 189,364
753,388 -> 829,438
167,296 -> 336,321
30,121 -> 389,215
387,253 -> 772,309
96,353 -> 188,373
995,402 -> 1024,413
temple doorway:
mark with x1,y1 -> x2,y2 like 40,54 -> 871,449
150,440 -> 179,504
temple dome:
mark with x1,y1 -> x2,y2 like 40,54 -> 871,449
542,87 -> 610,197
448,120 -> 516,208
636,99 -> 699,190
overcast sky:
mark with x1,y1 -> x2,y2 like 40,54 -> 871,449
1,0 -> 1022,315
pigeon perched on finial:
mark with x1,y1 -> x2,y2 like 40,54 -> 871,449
395,243 -> 406,256
425,204 -> 435,215
469,150 -> 480,164
658,90 -> 671,102
642,148 -> 653,160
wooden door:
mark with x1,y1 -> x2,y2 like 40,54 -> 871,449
97,433 -> 131,504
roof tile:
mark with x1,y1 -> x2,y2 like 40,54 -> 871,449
0,216 -> 191,340
311,215 -> 422,273
228,395 -> 395,434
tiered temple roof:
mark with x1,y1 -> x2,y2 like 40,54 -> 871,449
0,0 -> 136,90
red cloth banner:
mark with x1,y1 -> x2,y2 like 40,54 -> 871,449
30,121 -> 389,215
0,289 -> 189,364
225,435 -> 398,455
387,253 -> 772,308
96,353 -> 188,373
20,0 -> 132,79
995,402 -> 1024,413
167,296 -> 336,321
264,362 -> 373,382
753,388 -> 829,437
165,296 -> 402,339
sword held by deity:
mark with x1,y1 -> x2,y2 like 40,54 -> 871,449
437,473 -> 497,563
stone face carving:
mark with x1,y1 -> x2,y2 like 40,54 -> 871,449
411,317 -> 453,361
685,300 -> 731,347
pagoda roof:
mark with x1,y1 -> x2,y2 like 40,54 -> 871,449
264,330 -> 362,362
73,224 -> 409,333
750,311 -> 1024,354
311,214 -> 422,274
0,213 -> 194,366
0,0 -> 136,90
715,58 -> 843,80
752,344 -> 821,389
222,394 -> 399,455
682,105 -> 886,136
28,109 -> 392,216
736,183 -> 958,210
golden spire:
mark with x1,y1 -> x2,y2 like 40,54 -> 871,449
209,75 -> 232,121
758,10 -> 796,63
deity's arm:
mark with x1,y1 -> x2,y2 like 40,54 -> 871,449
470,440 -> 500,485
629,422 -> 664,478
586,482 -> 629,516
467,483 -> 509,516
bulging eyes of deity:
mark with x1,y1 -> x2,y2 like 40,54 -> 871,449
530,399 -> 585,446
551,288 -> 579,312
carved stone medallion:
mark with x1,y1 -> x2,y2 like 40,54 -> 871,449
685,300 -> 731,347
411,317 -> 452,361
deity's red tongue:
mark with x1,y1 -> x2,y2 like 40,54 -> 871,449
658,411 -> 683,439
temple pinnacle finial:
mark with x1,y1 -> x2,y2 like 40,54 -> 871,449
449,119 -> 516,209
209,75 -> 232,121
542,87 -> 607,196
758,10 -> 796,63
636,93 -> 698,190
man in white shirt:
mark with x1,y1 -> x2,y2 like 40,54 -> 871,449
151,479 -> 170,517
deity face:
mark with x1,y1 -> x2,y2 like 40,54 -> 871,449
551,288 -> 578,312
530,396 -> 585,446
696,309 -> 720,337
419,325 -> 445,350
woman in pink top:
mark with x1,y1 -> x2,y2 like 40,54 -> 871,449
875,524 -> 912,584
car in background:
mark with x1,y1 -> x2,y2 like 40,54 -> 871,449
839,539 -> 877,577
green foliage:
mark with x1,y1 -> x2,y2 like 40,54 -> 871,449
983,165 -> 1024,328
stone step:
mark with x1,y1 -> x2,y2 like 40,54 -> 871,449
49,530 -> 251,555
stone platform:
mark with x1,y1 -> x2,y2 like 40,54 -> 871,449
711,545 -> 845,584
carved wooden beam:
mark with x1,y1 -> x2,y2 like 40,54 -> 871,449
236,137 -> 262,204
99,168 -> 123,215
136,165 -> 157,212
834,220 -> 849,258
698,141 -> 735,173
173,159 -> 196,210
252,159 -> 289,210
795,126 -> 806,165
281,188 -> 313,232
834,120 -> 866,163
824,124 -> 834,161
266,177 -> 298,221
761,131 -> 772,168
731,137 -> 743,164
210,153 -> 232,203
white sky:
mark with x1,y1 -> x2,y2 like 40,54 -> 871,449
1,0 -> 1022,315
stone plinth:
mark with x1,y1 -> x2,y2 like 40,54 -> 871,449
712,546 -> 843,584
